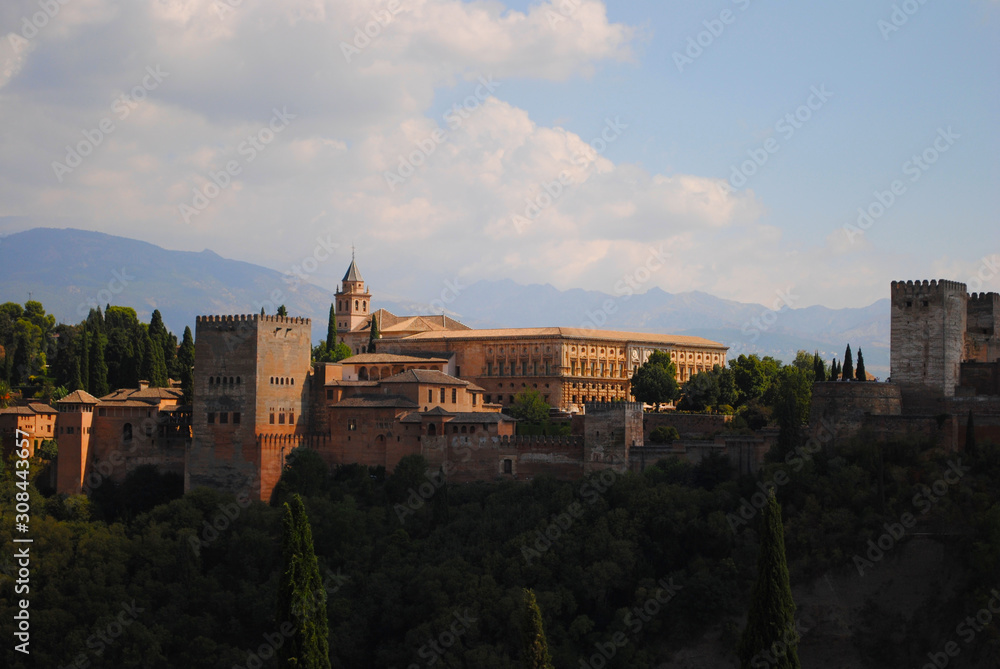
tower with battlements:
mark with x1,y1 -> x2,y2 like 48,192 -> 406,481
188,314 -> 313,501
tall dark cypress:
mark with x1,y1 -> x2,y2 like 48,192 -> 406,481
737,492 -> 801,669
80,326 -> 90,393
367,315 -> 380,354
177,326 -> 195,403
523,588 -> 554,669
326,304 -> 337,354
276,495 -> 331,669
812,352 -> 825,382
842,345 -> 853,381
90,331 -> 109,397
855,348 -> 866,382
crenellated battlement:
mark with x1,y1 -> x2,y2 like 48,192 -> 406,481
969,292 -> 1000,305
195,314 -> 311,326
584,401 -> 643,413
891,279 -> 968,298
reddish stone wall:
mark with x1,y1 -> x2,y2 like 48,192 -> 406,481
808,382 -> 903,446
420,434 -> 586,482
643,412 -> 732,440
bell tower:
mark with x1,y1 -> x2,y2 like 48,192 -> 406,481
334,251 -> 371,333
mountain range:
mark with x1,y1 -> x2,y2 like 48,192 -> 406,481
0,227 -> 890,376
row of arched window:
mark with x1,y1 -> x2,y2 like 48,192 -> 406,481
270,377 -> 295,386
337,300 -> 367,311
208,376 -> 241,385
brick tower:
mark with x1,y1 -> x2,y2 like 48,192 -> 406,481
334,253 -> 371,335
188,314 -> 312,501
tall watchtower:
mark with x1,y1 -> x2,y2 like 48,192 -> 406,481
890,280 -> 968,396
334,254 -> 371,334
189,314 -> 312,500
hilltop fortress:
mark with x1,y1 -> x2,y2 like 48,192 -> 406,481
810,279 -> 1000,448
6,270 -> 998,503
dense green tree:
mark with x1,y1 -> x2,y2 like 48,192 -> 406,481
367,315 -> 380,353
509,389 -> 550,424
149,309 -> 178,377
790,350 -> 814,379
649,425 -> 679,444
141,332 -> 169,387
80,327 -> 90,393
523,588 -> 554,669
11,318 -> 45,383
326,304 -> 337,352
841,344 -> 853,382
630,351 -> 680,410
855,348 -> 866,381
729,354 -> 781,407
89,330 -> 109,397
105,306 -> 142,389
772,366 -> 812,460
738,492 -> 801,669
177,326 -> 195,402
276,495 -> 331,669
278,305 -> 288,317
812,352 -> 825,383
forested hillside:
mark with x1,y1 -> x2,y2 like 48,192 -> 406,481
1,436 -> 998,668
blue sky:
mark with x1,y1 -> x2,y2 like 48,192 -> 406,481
1,0 -> 997,310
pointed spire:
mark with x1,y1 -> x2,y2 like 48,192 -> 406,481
342,255 -> 363,283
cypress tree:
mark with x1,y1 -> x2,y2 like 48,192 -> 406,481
367,315 -> 380,354
842,345 -> 853,382
523,588 -> 554,669
70,357 -> 83,393
177,326 -> 195,402
326,304 -> 337,355
141,332 -> 168,387
737,491 -> 801,669
277,305 -> 288,317
276,495 -> 331,669
812,352 -> 825,382
90,331 -> 109,397
261,307 -> 266,316
80,326 -> 90,393
855,348 -> 866,382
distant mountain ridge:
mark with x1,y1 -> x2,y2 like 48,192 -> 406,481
0,227 -> 890,375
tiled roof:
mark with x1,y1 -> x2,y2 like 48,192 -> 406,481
340,353 -> 448,365
379,369 -> 470,385
99,387 -> 183,403
398,327 -> 726,348
343,259 -> 363,282
27,403 -> 58,414
58,390 -> 100,404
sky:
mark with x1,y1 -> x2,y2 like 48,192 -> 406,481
1,0 -> 998,310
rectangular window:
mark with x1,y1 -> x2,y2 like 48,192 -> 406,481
428,389 -> 433,402
279,413 -> 286,424
440,388 -> 445,402
220,412 -> 228,424
503,459 -> 512,474
485,394 -> 492,404
456,366 -> 461,377
208,412 -> 215,424
289,412 -> 295,425
326,389 -> 333,400
67,426 -> 74,435
522,362 -> 528,375
486,362 -> 493,376
348,419 -> 357,432
269,413 -> 275,424
472,393 -> 477,406
451,388 -> 457,403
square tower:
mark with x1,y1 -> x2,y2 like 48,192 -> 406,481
890,280 -> 968,396
189,314 -> 312,499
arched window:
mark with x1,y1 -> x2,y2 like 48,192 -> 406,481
354,300 -> 359,309
209,377 -> 213,385
428,423 -> 437,436
229,377 -> 233,385
291,378 -> 295,386
236,377 -> 241,384
123,423 -> 133,441
363,301 -> 367,311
